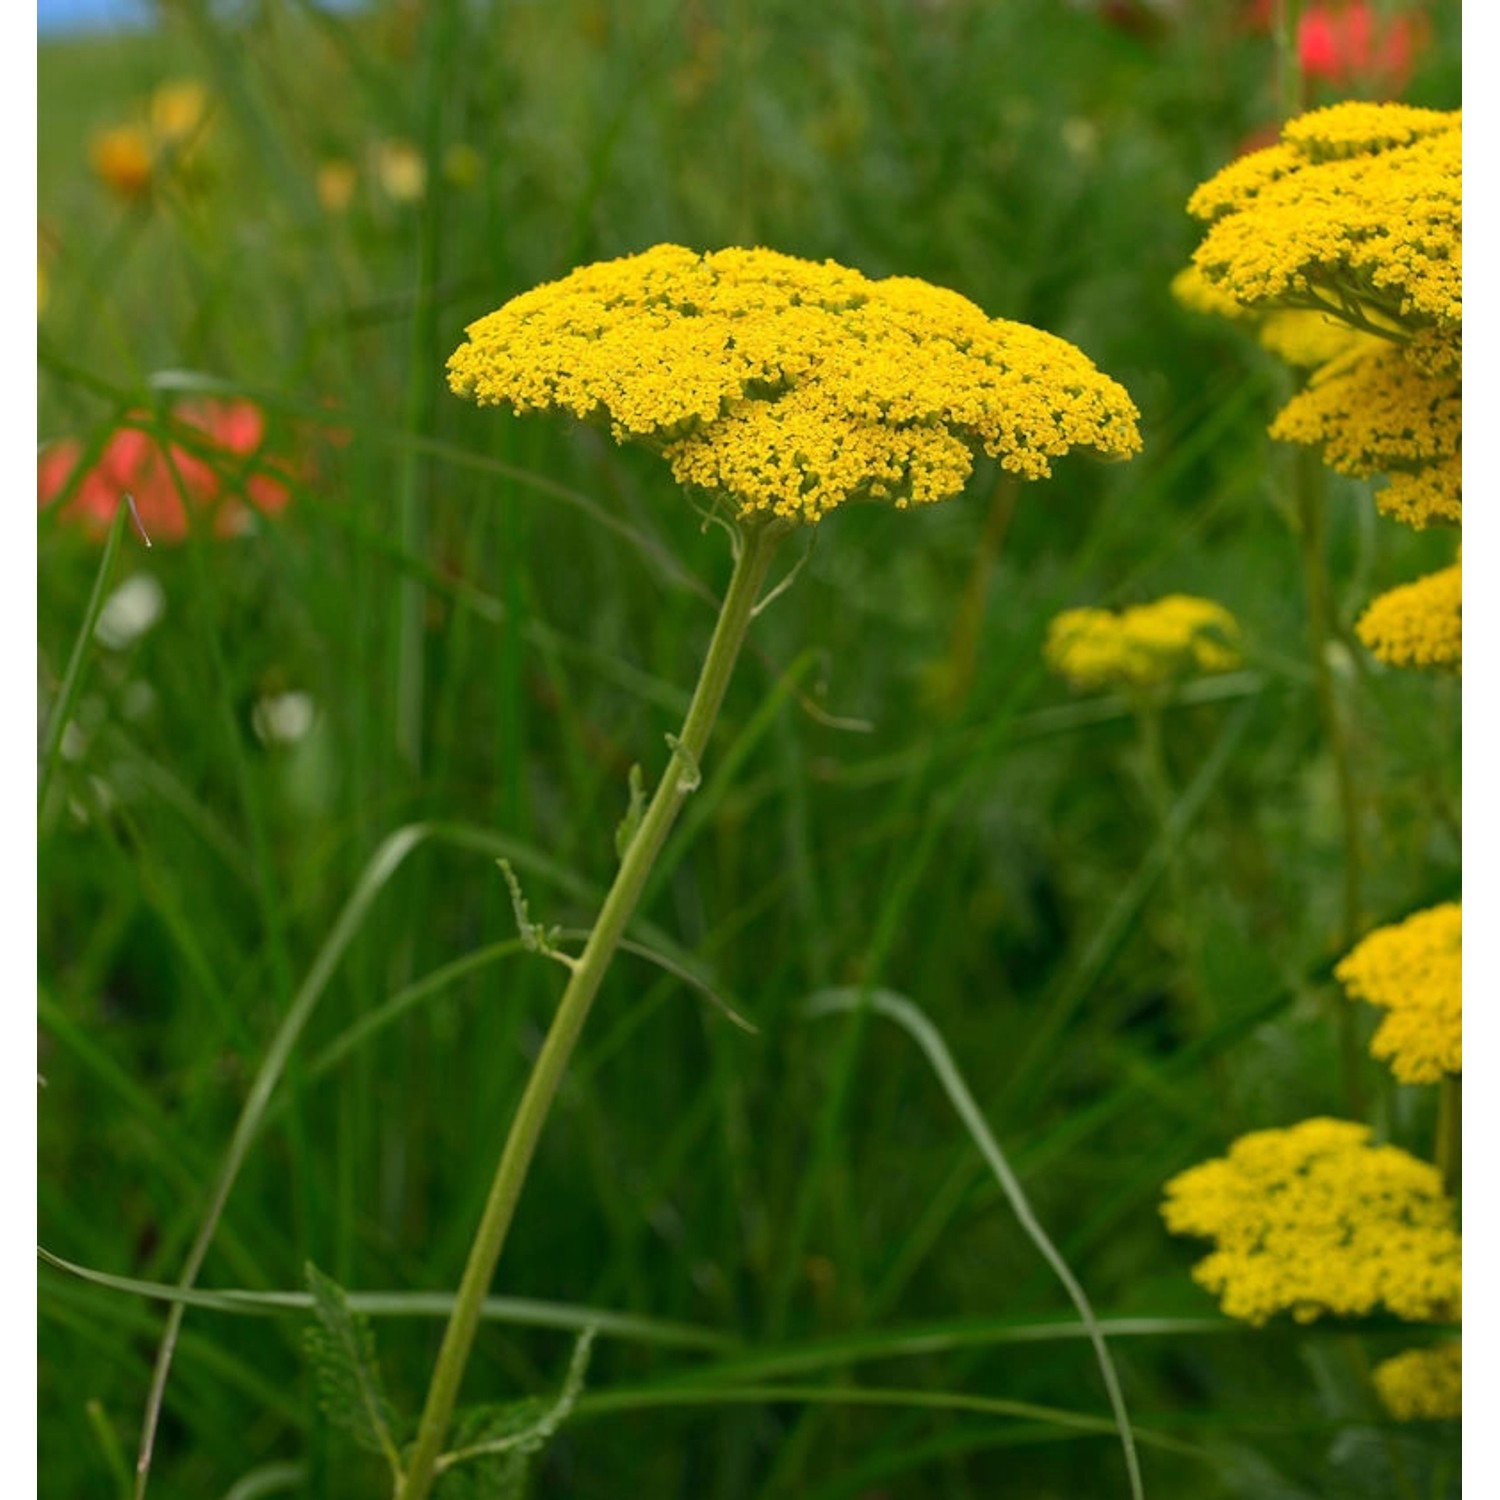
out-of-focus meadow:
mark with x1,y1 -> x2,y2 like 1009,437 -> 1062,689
38,3 -> 1461,1497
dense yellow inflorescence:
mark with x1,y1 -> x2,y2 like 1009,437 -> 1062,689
1335,904 -> 1461,1083
1376,456 -> 1463,529
1373,1344 -> 1462,1421
1188,104 -> 1461,332
447,245 -> 1141,524
1044,595 -> 1241,693
1356,562 -> 1462,671
1268,344 -> 1461,524
1161,1118 -> 1462,1326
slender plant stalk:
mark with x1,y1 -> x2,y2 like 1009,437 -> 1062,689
1134,699 -> 1198,1029
396,517 -> 788,1500
1292,447 -> 1366,1117
1436,1074 -> 1461,1199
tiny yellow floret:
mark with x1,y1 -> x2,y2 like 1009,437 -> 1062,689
1044,595 -> 1241,693
1373,1344 -> 1462,1421
1336,904 -> 1461,1084
447,245 -> 1141,524
1161,1117 -> 1462,1326
1356,562 -> 1462,671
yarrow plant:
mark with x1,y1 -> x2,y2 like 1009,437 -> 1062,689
1354,559 -> 1462,670
391,244 -> 1142,1500
1335,903 -> 1462,1084
1372,1343 -> 1463,1421
1183,100 -> 1462,661
447,243 -> 1141,525
1161,1117 -> 1461,1326
1043,595 -> 1241,693
1166,98 -> 1463,1430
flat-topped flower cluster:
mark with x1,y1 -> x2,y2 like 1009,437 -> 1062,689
1044,595 -> 1241,693
1161,1118 -> 1461,1327
1177,102 -> 1461,670
448,245 -> 1141,525
1336,903 -> 1462,1083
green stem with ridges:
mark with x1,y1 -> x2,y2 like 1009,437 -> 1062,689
396,517 -> 788,1500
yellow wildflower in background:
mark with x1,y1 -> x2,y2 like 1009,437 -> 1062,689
1256,311 -> 1371,369
1373,1344 -> 1462,1421
1356,562 -> 1461,671
1170,264 -> 1248,324
1269,343 -> 1461,523
1161,1118 -> 1462,1326
1044,595 -> 1241,693
374,139 -> 428,202
1336,904 -> 1461,1083
317,160 -> 359,213
90,125 -> 155,201
448,245 -> 1141,524
149,79 -> 209,146
1188,103 -> 1460,333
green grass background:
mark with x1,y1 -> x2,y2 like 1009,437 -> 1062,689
38,2 -> 1462,1496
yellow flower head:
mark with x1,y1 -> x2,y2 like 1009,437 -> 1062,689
1188,104 -> 1460,334
90,124 -> 155,201
1161,1118 -> 1462,1326
1356,562 -> 1461,671
374,139 -> 428,203
317,159 -> 359,214
1336,904 -> 1461,1084
149,79 -> 209,146
1374,1344 -> 1462,1421
447,245 -> 1141,524
1044,595 -> 1241,693
1269,342 -> 1460,524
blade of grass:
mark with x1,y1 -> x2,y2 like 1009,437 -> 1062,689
805,989 -> 1145,1500
41,1248 -> 735,1351
39,498 -> 132,814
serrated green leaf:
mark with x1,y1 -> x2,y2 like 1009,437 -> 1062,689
302,1261 -> 402,1478
434,1327 -> 596,1494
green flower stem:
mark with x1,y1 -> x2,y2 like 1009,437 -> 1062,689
1436,1074 -> 1461,1200
396,516 -> 789,1500
1293,447 -> 1366,1118
1133,698 -> 1210,1042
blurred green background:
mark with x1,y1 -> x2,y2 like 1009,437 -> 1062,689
38,2 -> 1461,1497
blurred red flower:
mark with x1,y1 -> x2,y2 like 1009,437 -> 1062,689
38,399 -> 293,543
1245,1 -> 1429,95
1298,1 -> 1428,92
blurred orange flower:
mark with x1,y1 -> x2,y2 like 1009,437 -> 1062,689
39,400 -> 294,544
89,125 -> 155,202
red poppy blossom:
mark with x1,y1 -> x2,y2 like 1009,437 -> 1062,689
1298,1 -> 1428,93
1245,1 -> 1429,96
38,399 -> 294,543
